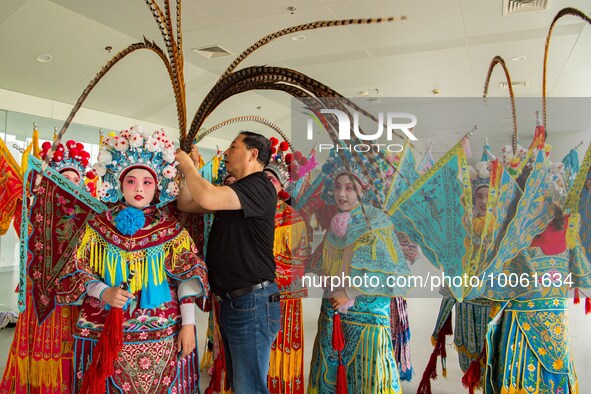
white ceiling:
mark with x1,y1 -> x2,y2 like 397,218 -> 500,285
1,0 -> 590,157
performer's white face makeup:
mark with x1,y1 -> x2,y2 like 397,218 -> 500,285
264,170 -> 282,195
475,186 -> 489,217
334,173 -> 362,212
122,168 -> 157,208
60,170 -> 81,186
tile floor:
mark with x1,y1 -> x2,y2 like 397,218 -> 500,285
0,267 -> 590,393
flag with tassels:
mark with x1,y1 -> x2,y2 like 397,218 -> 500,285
564,142 -> 591,303
22,156 -> 106,318
0,137 -> 23,236
388,140 -> 473,302
383,140 -> 420,214
80,270 -> 135,394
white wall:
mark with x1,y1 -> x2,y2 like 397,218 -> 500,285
0,88 -> 231,270
0,87 -> 231,152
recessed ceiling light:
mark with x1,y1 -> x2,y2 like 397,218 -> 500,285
291,35 -> 306,41
36,54 -> 52,63
511,55 -> 527,61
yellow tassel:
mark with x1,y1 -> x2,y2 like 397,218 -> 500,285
16,357 -> 63,389
81,229 -> 193,292
121,257 -> 128,283
169,231 -> 192,271
81,228 -> 110,279
159,253 -> 165,283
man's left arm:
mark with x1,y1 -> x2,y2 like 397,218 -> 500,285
176,151 -> 241,212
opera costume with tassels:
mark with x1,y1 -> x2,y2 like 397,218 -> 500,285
56,203 -> 208,393
481,141 -> 591,394
428,150 -> 495,386
0,138 -> 92,394
308,204 -> 411,394
54,127 -> 209,393
266,139 -> 312,394
308,152 -> 411,394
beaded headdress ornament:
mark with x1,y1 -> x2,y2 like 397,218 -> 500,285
92,126 -> 178,206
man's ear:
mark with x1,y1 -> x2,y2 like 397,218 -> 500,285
249,148 -> 259,162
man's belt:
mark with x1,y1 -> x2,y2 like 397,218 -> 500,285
214,280 -> 275,301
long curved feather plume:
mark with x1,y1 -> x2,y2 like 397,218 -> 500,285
196,115 -> 294,151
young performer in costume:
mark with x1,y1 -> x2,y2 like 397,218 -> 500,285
307,153 -> 411,394
427,159 -> 493,388
55,127 -> 209,393
1,140 -> 91,393
264,139 -> 311,394
481,145 -> 591,394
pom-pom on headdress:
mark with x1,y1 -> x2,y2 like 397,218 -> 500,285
546,160 -> 567,208
265,137 -> 314,200
40,139 -> 90,178
92,126 -> 178,206
469,161 -> 490,195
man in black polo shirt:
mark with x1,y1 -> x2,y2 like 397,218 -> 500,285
175,131 -> 279,394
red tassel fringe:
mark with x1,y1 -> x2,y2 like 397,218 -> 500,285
336,364 -> 347,394
574,288 -> 581,305
332,311 -> 347,393
461,348 -> 485,394
586,297 -> 591,315
332,312 -> 345,351
461,360 -> 481,394
417,313 -> 453,394
80,308 -> 124,394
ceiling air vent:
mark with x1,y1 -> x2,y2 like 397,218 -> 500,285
503,0 -> 550,16
192,45 -> 233,59
499,81 -> 528,89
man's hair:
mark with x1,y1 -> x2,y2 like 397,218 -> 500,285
239,131 -> 271,166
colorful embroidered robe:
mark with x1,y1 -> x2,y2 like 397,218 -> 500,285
1,157 -> 101,394
308,204 -> 411,394
268,201 -> 311,394
56,204 -> 209,393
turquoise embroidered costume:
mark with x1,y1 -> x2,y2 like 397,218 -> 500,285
308,205 -> 411,394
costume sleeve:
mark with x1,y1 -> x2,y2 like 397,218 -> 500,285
86,281 -> 109,299
164,229 -> 209,304
55,224 -> 104,305
180,303 -> 196,325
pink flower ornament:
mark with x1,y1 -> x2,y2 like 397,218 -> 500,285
330,211 -> 351,238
